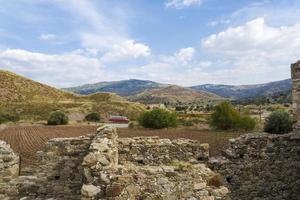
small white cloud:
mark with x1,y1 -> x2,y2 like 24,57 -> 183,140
101,40 -> 151,62
39,33 -> 56,41
165,0 -> 203,9
175,47 -> 195,63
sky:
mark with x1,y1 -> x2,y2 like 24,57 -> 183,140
0,0 -> 300,88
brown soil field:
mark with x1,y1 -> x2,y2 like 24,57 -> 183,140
0,125 -> 244,169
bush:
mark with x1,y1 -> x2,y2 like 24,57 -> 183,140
264,110 -> 293,134
0,113 -> 20,124
47,111 -> 69,125
238,115 -> 256,131
85,112 -> 100,122
210,102 -> 256,131
138,108 -> 177,129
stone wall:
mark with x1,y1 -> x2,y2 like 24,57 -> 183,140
33,135 -> 93,199
211,132 -> 300,200
291,60 -> 300,129
81,126 -> 230,200
0,141 -> 19,199
0,126 -> 228,200
118,136 -> 209,165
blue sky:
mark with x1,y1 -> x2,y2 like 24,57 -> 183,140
0,0 -> 300,87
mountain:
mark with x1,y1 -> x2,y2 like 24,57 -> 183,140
190,79 -> 292,102
64,79 -> 167,96
127,85 -> 224,105
0,70 -> 145,120
65,78 -> 292,104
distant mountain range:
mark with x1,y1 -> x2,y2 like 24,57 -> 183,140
127,85 -> 224,105
191,79 -> 292,102
65,78 -> 292,104
65,79 -> 167,96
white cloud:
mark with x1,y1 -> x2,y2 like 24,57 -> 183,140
101,40 -> 151,62
126,18 -> 300,86
0,49 -> 105,87
39,33 -> 56,41
165,0 -> 203,9
175,47 -> 195,63
202,18 -> 300,57
200,17 -> 300,84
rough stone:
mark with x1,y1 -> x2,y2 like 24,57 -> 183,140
81,184 -> 101,197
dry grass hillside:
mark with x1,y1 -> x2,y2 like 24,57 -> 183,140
0,70 -> 145,120
0,70 -> 76,103
128,85 -> 224,104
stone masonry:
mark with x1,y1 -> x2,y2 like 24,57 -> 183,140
210,132 -> 300,200
291,60 -> 300,129
0,126 -> 229,200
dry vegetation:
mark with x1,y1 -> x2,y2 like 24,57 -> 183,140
0,70 -> 145,120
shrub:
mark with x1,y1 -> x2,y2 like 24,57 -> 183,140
138,108 -> 177,129
85,112 -> 100,122
238,115 -> 256,131
47,111 -> 69,125
0,113 -> 20,124
264,110 -> 293,134
210,102 -> 256,131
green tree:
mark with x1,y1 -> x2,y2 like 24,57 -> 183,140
85,112 -> 100,122
210,102 -> 256,131
138,108 -> 177,129
264,110 -> 293,134
47,111 -> 69,125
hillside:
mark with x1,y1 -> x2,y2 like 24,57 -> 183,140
127,85 -> 224,105
64,79 -> 167,96
191,79 -> 292,102
0,70 -> 145,120
0,70 -> 76,103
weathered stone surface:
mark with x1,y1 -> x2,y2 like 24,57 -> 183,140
211,132 -> 300,200
118,137 -> 210,165
81,184 -> 101,197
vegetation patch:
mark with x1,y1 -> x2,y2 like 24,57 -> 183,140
85,112 -> 101,122
138,108 -> 178,129
264,109 -> 293,134
210,102 -> 256,131
47,111 -> 69,125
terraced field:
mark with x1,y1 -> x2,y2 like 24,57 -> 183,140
0,125 -> 243,169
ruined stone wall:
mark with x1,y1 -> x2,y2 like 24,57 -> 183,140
81,126 -> 230,200
211,132 -> 300,200
0,141 -> 19,199
0,126 -> 228,200
118,136 -> 209,165
32,135 -> 93,199
0,134 -> 95,200
291,60 -> 300,129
